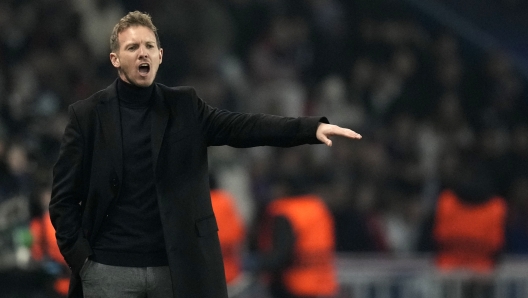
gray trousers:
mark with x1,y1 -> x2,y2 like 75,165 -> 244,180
80,260 -> 173,298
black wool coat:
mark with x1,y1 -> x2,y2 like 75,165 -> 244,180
50,79 -> 326,298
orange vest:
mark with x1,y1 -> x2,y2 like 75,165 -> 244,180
30,211 -> 70,296
260,195 -> 338,296
210,189 -> 246,284
433,190 -> 507,273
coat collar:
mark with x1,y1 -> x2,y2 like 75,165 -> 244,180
96,79 -> 169,181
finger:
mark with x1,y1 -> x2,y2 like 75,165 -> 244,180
349,130 -> 362,139
320,135 -> 332,146
336,127 -> 362,139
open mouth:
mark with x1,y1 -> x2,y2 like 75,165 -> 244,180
139,63 -> 150,75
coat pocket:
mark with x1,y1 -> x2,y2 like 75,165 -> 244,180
195,214 -> 219,237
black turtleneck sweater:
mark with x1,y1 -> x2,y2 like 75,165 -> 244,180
93,78 -> 167,267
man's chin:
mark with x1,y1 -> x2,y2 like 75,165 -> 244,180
121,73 -> 155,88
135,81 -> 154,87
131,78 -> 154,88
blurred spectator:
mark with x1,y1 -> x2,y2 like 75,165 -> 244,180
247,172 -> 338,298
247,13 -> 312,117
505,176 -> 528,254
150,0 -> 235,86
331,181 -> 388,252
72,0 -> 125,63
420,163 -> 507,271
0,139 -> 18,201
312,75 -> 366,129
5,142 -> 36,199
418,162 -> 508,298
307,0 -> 349,80
29,185 -> 69,297
209,174 -> 248,297
479,50 -> 528,129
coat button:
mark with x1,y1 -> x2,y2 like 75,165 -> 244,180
112,178 -> 118,187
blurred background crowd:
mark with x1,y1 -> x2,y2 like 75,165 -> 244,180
0,0 -> 528,297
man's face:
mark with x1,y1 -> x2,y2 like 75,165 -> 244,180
110,25 -> 163,87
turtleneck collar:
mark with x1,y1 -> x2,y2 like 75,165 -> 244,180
117,77 -> 155,109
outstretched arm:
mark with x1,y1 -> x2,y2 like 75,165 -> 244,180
316,123 -> 362,146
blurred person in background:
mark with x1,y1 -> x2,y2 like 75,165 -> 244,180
418,160 -> 507,298
0,139 -> 20,201
5,142 -> 36,199
246,170 -> 338,298
432,167 -> 507,272
49,10 -> 361,298
209,173 -> 248,297
30,184 -> 69,297
505,176 -> 528,254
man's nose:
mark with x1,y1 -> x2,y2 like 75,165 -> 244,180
138,45 -> 149,58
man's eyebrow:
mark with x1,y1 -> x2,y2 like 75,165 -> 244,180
124,42 -> 138,48
123,40 -> 156,48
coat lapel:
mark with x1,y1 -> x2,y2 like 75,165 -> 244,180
96,80 -> 123,183
151,84 -> 169,175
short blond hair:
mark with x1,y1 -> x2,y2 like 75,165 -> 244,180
110,11 -> 160,52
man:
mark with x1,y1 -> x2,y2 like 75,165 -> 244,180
50,11 -> 361,298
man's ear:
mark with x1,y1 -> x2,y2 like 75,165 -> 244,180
159,48 -> 163,65
110,52 -> 120,68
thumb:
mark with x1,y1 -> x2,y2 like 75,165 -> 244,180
321,136 -> 332,147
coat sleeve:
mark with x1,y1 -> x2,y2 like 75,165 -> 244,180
189,88 -> 328,147
49,105 -> 92,274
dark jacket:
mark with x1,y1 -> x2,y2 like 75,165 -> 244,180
50,80 -> 325,298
